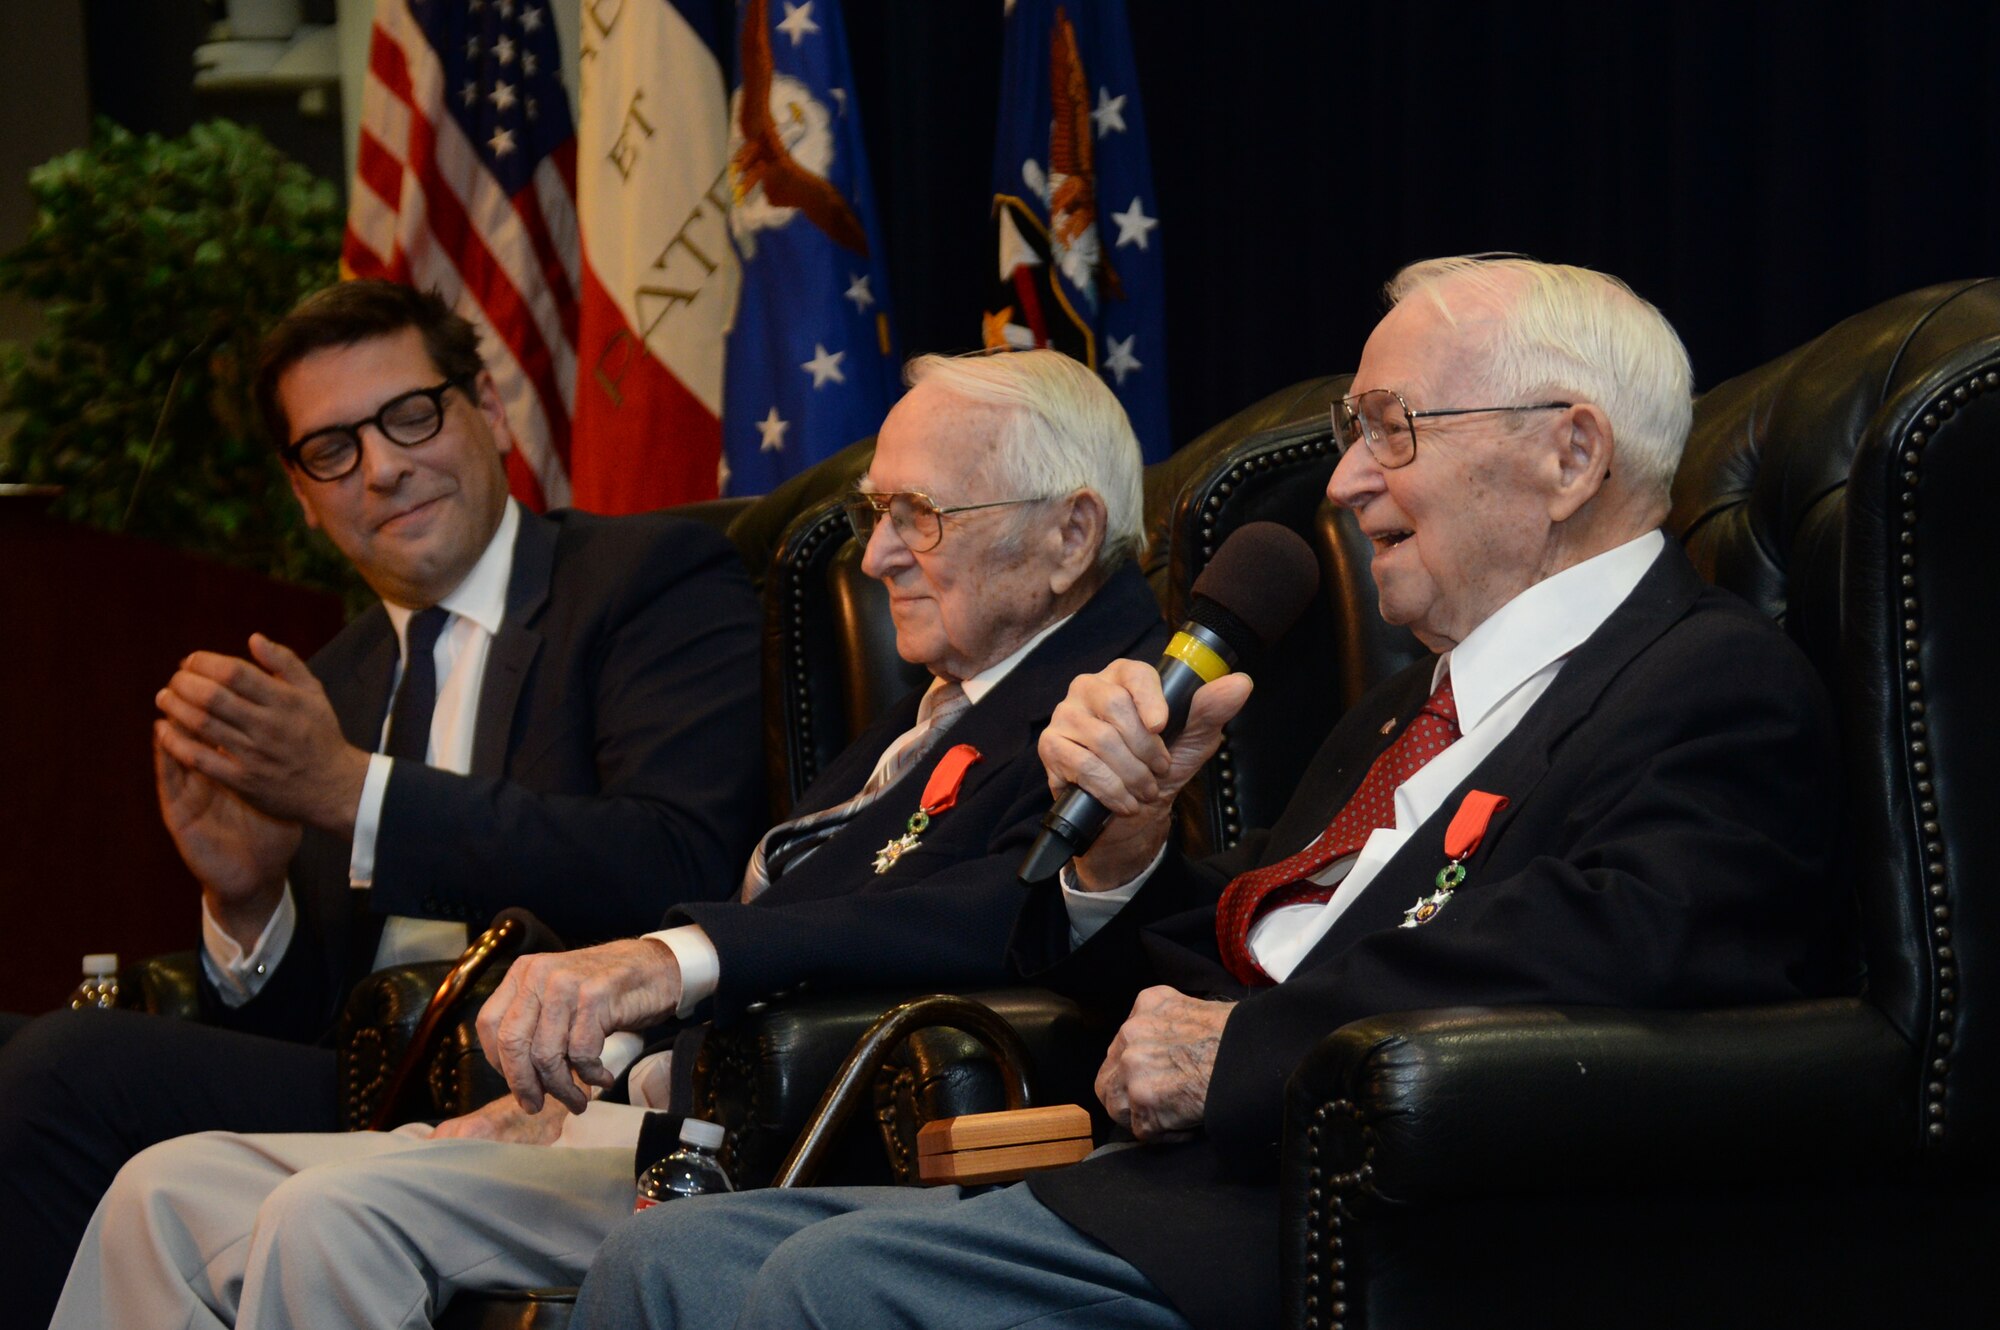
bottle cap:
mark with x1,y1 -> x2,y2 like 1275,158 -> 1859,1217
679,1118 -> 726,1150
82,954 -> 119,977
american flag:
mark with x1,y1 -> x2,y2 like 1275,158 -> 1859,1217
343,0 -> 581,510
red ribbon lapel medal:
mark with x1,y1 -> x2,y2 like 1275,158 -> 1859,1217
874,744 -> 983,874
1401,790 -> 1509,928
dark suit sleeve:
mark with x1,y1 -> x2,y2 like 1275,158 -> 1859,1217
670,769 -> 1057,1025
1201,622 -> 1841,1175
1006,838 -> 1262,1016
368,524 -> 767,945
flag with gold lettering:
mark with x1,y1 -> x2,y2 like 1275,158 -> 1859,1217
720,0 -> 899,495
569,0 -> 740,511
985,0 -> 1167,460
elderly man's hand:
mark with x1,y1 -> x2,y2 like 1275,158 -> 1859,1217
153,634 -> 371,837
1037,661 -> 1255,890
478,939 -> 682,1114
1095,986 -> 1234,1142
154,722 -> 302,947
430,1092 -> 572,1145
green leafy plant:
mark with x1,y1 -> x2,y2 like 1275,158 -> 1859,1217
0,117 -> 359,598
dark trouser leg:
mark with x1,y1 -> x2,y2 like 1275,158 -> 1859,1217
0,1007 -> 338,1327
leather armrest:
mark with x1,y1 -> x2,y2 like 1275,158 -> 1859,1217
1284,997 -> 1916,1210
335,960 -> 510,1130
691,986 -> 1115,1188
116,951 -> 203,1021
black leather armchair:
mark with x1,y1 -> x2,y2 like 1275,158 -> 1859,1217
1280,280 -> 2000,1329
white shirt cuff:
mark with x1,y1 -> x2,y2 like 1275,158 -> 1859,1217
647,926 -> 719,1017
554,1099 -> 655,1152
348,752 -> 394,888
1060,842 -> 1168,948
198,884 -> 297,1007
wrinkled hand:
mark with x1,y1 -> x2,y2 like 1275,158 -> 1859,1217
1037,661 -> 1255,889
1095,986 -> 1234,1142
477,938 -> 682,1114
153,634 -> 370,835
154,722 -> 301,945
430,1092 -> 571,1145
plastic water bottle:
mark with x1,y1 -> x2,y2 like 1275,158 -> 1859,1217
634,1118 -> 734,1211
67,954 -> 120,1010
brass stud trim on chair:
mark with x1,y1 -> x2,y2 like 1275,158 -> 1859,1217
777,508 -> 849,796
1301,1095 -> 1373,1330
1895,362 -> 1994,1152
1181,424 -> 1340,851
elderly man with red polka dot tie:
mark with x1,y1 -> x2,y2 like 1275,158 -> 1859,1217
565,255 -> 1852,1330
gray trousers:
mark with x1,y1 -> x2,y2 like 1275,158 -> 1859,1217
572,1180 -> 1192,1330
49,1127 -> 636,1329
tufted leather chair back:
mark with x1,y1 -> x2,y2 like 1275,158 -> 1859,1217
1672,278 -> 2000,1173
762,493 -> 927,818
1150,375 -> 1426,859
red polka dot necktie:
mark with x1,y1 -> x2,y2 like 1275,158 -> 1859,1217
1215,676 -> 1460,986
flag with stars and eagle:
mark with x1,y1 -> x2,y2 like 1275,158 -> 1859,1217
720,0 -> 901,495
985,0 -> 1167,461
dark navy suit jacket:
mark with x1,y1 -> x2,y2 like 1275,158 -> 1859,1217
202,508 -> 768,1043
629,564 -> 1168,1169
1014,544 -> 1849,1330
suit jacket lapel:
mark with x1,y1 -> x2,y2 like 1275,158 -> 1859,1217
1252,666 -> 1435,863
758,564 -> 1166,907
470,509 -> 555,779
317,609 -> 399,751
1294,543 -> 1707,966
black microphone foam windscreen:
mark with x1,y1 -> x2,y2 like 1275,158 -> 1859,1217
1187,521 -> 1320,654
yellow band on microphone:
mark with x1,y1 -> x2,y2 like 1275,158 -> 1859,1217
1163,631 -> 1230,684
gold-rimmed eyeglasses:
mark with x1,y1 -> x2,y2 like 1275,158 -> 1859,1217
840,490 -> 1052,553
1332,388 -> 1574,469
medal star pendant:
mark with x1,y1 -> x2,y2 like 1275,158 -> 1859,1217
1401,861 -> 1466,929
874,744 -> 983,876
874,810 -> 930,875
1403,791 -> 1508,928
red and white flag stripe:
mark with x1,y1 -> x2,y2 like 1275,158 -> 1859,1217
342,2 -> 580,510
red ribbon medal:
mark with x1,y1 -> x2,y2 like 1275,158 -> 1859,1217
874,745 -> 983,874
1401,790 -> 1510,928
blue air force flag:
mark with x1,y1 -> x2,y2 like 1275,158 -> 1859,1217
721,0 -> 900,495
985,0 -> 1168,461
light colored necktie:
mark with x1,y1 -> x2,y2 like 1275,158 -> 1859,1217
1214,676 -> 1460,985
738,681 -> 971,901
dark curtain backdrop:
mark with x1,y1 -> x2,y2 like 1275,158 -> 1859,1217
846,0 -> 2000,445
84,1 -> 2000,445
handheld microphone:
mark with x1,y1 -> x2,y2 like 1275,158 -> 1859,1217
1017,521 -> 1321,883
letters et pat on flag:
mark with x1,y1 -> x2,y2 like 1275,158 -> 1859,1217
570,0 -> 740,512
343,0 -> 581,510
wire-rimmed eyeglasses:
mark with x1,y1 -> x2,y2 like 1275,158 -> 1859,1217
1332,388 -> 1574,469
840,490 -> 1051,552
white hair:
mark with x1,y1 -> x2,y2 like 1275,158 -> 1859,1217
1386,255 -> 1694,498
903,349 -> 1145,571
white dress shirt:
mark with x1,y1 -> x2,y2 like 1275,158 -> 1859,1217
555,612 -> 1075,1151
1061,530 -> 1665,983
200,500 -> 524,1004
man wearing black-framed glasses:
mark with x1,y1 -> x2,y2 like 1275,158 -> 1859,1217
49,344 -> 1173,1330
0,279 -> 769,1327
